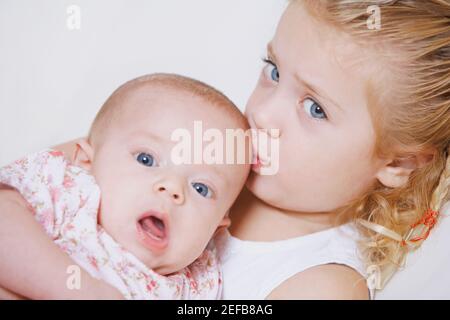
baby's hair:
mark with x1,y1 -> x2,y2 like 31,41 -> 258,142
88,73 -> 248,145
298,0 -> 450,290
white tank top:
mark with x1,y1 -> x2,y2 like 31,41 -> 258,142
216,223 -> 367,299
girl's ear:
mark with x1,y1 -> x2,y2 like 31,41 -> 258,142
376,151 -> 435,188
72,138 -> 94,171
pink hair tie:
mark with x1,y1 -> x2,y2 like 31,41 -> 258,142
402,209 -> 439,246
357,209 -> 440,248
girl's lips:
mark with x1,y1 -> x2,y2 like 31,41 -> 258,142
251,130 -> 272,167
136,211 -> 170,253
251,156 -> 262,172
259,156 -> 271,166
251,154 -> 270,173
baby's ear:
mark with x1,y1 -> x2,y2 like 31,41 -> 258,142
72,138 -> 94,171
376,149 -> 435,188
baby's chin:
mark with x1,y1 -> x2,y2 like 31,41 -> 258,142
129,243 -> 184,276
145,258 -> 188,276
106,223 -> 189,275
148,251 -> 201,276
148,264 -> 174,276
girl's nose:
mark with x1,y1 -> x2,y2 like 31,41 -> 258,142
153,178 -> 185,205
248,110 -> 282,139
247,95 -> 284,138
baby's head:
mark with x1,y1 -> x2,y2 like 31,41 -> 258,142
73,74 -> 251,275
246,0 -> 449,287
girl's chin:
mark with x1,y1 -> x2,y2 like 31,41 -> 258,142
245,172 -> 283,206
245,170 -> 261,190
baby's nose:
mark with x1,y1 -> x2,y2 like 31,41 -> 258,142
153,180 -> 185,205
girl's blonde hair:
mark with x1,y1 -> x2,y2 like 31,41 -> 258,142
298,0 -> 450,291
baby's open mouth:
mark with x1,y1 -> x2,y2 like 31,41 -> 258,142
139,216 -> 166,240
137,211 -> 170,252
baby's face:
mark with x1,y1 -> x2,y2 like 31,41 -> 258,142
88,89 -> 250,275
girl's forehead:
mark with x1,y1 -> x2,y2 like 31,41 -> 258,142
272,2 -> 384,118
277,2 -> 368,69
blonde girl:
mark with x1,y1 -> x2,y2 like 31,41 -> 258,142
0,0 -> 449,299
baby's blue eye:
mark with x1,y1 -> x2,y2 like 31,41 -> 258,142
303,98 -> 327,120
191,182 -> 213,198
263,59 -> 279,83
136,152 -> 156,167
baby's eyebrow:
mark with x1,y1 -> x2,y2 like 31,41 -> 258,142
131,131 -> 168,144
198,165 -> 229,192
209,166 -> 227,183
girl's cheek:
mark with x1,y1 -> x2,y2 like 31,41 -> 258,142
248,83 -> 273,113
246,92 -> 261,115
258,72 -> 276,89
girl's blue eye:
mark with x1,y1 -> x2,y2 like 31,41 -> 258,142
303,98 -> 327,120
191,182 -> 213,198
263,59 -> 279,83
136,153 -> 156,167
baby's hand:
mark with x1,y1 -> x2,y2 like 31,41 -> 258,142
0,189 -> 124,300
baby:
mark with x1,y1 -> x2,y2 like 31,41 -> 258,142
0,74 -> 251,299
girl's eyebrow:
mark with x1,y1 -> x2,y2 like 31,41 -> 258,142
294,73 -> 344,113
267,42 -> 345,114
267,43 -> 277,61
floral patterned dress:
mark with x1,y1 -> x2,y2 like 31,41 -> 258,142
0,150 -> 222,299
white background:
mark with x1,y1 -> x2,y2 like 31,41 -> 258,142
0,0 -> 286,166
1,0 -> 449,299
